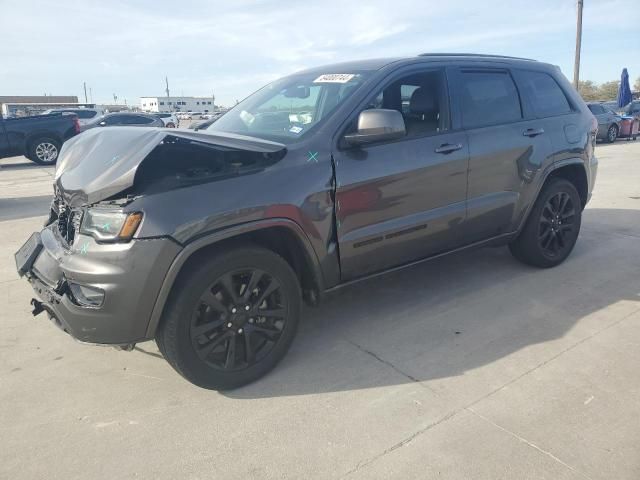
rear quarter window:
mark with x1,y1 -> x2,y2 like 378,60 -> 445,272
518,71 -> 572,117
76,110 -> 97,119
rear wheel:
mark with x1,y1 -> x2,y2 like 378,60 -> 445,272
509,178 -> 582,268
156,245 -> 301,390
165,122 -> 176,128
606,124 -> 618,143
28,137 -> 61,165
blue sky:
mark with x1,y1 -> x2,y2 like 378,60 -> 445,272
1,0 -> 638,106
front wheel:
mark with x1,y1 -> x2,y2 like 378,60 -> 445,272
28,137 -> 61,165
156,245 -> 301,390
509,178 -> 582,268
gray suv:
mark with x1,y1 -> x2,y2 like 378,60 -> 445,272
15,54 -> 598,389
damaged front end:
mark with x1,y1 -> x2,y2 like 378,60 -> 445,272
17,127 -> 288,346
54,126 -> 287,207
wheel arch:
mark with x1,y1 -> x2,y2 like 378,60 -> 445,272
545,161 -> 589,209
515,160 -> 588,235
24,131 -> 63,151
144,218 -> 325,339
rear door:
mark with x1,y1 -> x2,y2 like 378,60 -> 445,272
451,67 -> 553,242
333,66 -> 469,279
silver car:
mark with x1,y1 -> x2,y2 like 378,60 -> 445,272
41,108 -> 102,126
80,112 -> 164,131
587,103 -> 622,143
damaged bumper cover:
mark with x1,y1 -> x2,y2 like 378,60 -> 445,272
21,224 -> 181,345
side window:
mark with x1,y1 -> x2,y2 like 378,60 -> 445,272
361,69 -> 449,139
131,115 -> 154,124
519,71 -> 571,117
460,70 -> 522,128
77,110 -> 96,119
104,115 -> 122,125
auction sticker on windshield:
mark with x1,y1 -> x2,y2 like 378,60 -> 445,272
313,74 -> 355,83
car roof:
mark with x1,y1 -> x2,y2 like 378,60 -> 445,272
292,53 -> 548,76
105,112 -> 153,116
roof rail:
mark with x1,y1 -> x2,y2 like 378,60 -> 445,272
418,53 -> 536,62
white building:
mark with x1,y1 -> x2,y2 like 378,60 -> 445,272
139,96 -> 215,113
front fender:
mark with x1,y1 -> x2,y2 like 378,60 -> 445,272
144,217 -> 324,338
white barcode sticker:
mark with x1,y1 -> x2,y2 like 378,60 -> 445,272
313,74 -> 355,83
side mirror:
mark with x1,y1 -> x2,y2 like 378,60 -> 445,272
343,109 -> 406,146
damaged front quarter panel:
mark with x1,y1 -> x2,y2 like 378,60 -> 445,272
54,127 -> 287,207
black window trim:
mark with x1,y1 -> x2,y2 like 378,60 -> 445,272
336,65 -> 455,150
455,67 -> 525,130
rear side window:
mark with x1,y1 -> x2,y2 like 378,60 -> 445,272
127,115 -> 154,124
518,71 -> 572,117
588,105 -> 604,115
460,71 -> 522,128
75,110 -> 97,119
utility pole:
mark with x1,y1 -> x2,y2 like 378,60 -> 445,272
83,82 -> 88,103
165,76 -> 170,111
573,0 -> 584,89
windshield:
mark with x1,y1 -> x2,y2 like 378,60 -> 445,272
207,71 -> 372,143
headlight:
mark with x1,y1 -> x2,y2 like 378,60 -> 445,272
79,209 -> 143,242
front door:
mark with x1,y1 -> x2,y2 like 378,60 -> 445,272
333,67 -> 469,280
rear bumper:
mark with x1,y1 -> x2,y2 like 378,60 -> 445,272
23,225 -> 181,345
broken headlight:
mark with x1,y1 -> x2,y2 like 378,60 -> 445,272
79,209 -> 143,242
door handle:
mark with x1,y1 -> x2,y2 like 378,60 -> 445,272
434,143 -> 463,154
523,128 -> 545,137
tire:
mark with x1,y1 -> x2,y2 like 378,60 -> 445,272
509,178 -> 582,268
606,124 -> 618,143
28,137 -> 61,165
165,122 -> 176,128
156,244 -> 302,390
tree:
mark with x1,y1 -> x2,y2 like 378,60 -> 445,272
598,81 -> 619,101
635,77 -> 640,92
578,80 -> 599,101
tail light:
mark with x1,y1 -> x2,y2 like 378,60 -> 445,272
73,115 -> 80,134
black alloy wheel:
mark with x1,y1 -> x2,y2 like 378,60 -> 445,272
190,268 -> 287,371
508,178 -> 582,268
156,245 -> 301,390
538,191 -> 576,258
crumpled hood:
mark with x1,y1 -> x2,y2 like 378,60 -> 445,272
55,127 -> 286,207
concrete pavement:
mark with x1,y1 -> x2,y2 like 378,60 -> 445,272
1,140 -> 640,479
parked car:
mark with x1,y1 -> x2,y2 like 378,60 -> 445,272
151,112 -> 178,128
587,103 -> 622,142
80,112 -> 164,131
0,112 -> 79,164
600,101 -> 621,114
41,108 -> 102,126
15,54 -> 598,389
188,113 -> 223,130
624,101 -> 640,119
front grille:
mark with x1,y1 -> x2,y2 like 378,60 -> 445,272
55,197 -> 82,246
